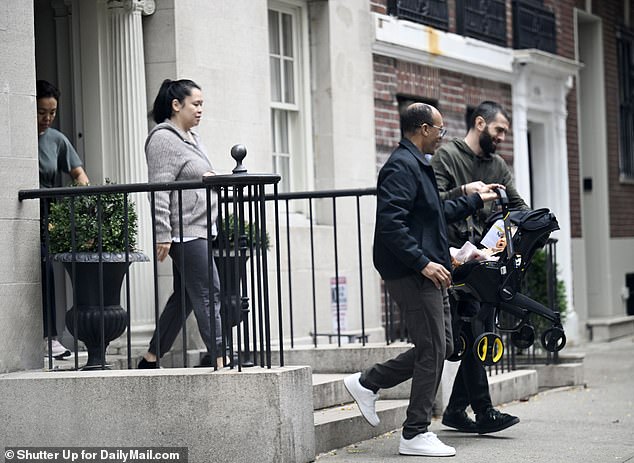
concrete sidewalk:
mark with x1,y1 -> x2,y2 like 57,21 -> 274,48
316,335 -> 634,463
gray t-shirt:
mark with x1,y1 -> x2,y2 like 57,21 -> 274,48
38,127 -> 83,188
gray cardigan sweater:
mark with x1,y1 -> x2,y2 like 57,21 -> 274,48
145,120 -> 218,243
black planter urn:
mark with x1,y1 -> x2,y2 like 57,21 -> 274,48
53,252 -> 149,370
214,250 -> 252,326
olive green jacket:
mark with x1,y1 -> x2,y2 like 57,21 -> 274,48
431,138 -> 529,248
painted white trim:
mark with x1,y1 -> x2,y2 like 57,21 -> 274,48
576,12 -> 614,320
372,12 -> 514,83
298,0 -> 314,192
70,0 -> 85,160
513,49 -> 581,79
510,49 -> 581,342
268,0 -> 314,194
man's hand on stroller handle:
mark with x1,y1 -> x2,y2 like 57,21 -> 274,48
476,183 -> 505,202
462,181 -> 505,196
422,262 -> 452,290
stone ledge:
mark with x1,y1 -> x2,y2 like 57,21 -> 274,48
586,315 -> 634,342
518,362 -> 585,388
314,400 -> 409,455
0,366 -> 315,463
274,342 -> 411,374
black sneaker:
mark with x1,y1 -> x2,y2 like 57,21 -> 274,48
442,409 -> 478,433
195,353 -> 213,368
475,408 -> 520,434
137,358 -> 158,369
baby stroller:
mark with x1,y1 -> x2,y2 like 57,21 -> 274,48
449,189 -> 567,365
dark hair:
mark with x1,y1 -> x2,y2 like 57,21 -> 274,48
36,80 -> 60,101
469,101 -> 510,129
400,102 -> 434,136
150,79 -> 201,124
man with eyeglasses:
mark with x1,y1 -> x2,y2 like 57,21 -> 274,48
431,100 -> 529,435
344,102 -> 502,457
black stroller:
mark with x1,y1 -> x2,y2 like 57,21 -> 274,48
449,189 -> 567,365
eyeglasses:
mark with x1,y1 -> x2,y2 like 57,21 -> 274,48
430,124 -> 447,138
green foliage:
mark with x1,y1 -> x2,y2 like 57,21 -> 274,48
47,184 -> 138,254
522,249 -> 567,333
218,213 -> 270,251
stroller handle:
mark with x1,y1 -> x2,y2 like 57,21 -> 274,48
495,187 -> 509,205
493,187 -> 515,258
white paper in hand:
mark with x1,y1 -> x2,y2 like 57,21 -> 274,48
450,241 -> 493,265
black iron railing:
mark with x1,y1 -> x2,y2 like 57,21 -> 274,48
387,0 -> 562,56
21,163 -> 562,373
456,0 -> 507,47
512,238 -> 562,367
265,187 -> 378,348
512,0 -> 557,53
387,0 -> 449,31
617,26 -> 634,180
19,146 -> 281,372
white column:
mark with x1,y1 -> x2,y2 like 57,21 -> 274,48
553,84 -> 579,344
51,0 -> 75,142
511,66 -> 532,207
106,0 -> 156,346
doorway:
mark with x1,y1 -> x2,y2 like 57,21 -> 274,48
34,0 -> 84,162
576,10 -> 611,318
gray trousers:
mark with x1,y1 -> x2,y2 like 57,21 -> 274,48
148,238 -> 222,358
361,273 -> 452,439
446,299 -> 495,415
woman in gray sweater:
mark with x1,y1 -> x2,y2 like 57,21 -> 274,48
138,79 -> 223,369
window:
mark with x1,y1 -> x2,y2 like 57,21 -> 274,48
617,27 -> 634,180
268,2 -> 312,193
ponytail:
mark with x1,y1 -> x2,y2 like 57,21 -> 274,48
150,79 -> 201,124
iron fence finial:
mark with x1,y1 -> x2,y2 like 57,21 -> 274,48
231,144 -> 248,174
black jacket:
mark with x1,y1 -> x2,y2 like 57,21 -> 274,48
373,138 -> 484,280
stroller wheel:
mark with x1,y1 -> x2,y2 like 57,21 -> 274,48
541,327 -> 566,352
510,324 -> 535,349
474,332 -> 504,366
448,333 -> 467,362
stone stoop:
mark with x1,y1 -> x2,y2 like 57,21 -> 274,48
312,367 -> 540,456
312,373 -> 410,456
1,366 -> 316,463
44,349 -> 210,371
586,315 -> 634,342
314,399 -> 410,455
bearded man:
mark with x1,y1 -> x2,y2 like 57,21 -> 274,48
431,100 -> 529,434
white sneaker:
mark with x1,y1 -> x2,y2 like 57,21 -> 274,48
45,339 -> 71,359
399,432 -> 456,457
343,372 -> 380,427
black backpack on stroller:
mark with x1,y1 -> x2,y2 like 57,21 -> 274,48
450,189 -> 567,365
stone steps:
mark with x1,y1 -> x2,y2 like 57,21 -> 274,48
46,343 -> 582,458
314,399 -> 410,455
311,366 -> 542,456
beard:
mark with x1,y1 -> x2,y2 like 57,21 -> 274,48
479,130 -> 497,154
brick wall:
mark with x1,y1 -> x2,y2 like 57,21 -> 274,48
566,90 -> 582,238
374,55 -> 400,168
597,0 -> 634,237
370,0 -> 386,14
370,0 -> 632,238
373,56 -> 514,167
532,0 -> 633,238
544,0 -> 582,237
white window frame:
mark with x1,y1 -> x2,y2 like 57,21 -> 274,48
268,0 -> 314,194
